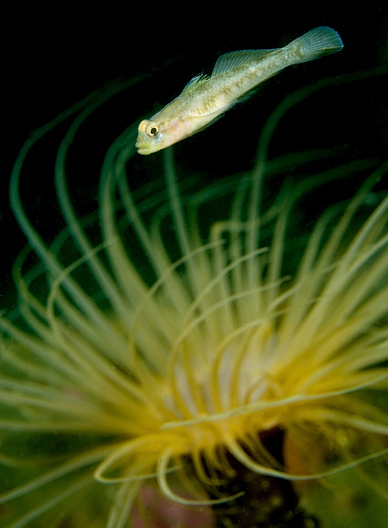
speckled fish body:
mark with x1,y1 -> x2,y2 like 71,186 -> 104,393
136,26 -> 343,155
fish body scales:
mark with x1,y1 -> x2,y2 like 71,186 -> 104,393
209,52 -> 289,103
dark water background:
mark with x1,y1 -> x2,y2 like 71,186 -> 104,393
2,4 -> 388,303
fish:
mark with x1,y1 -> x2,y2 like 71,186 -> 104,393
136,26 -> 343,155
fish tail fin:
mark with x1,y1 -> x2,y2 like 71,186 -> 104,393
286,26 -> 344,64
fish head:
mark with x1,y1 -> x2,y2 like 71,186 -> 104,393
135,116 -> 184,155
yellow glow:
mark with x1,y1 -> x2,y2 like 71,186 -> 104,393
1,74 -> 388,527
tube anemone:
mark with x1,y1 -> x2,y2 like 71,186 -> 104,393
1,72 -> 388,528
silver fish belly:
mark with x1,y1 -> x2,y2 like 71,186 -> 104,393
136,26 -> 343,155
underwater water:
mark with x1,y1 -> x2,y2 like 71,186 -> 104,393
1,64 -> 388,528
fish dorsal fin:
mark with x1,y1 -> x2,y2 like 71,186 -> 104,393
181,73 -> 209,94
211,49 -> 277,77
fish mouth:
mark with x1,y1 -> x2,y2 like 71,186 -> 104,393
135,140 -> 153,155
136,147 -> 152,155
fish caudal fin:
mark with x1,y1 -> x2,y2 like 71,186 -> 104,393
287,26 -> 344,64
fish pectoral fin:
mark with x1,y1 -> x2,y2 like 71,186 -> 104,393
187,112 -> 227,135
212,49 -> 277,77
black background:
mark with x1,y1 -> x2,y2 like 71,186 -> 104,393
2,4 -> 388,302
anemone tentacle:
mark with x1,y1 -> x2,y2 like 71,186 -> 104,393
1,70 -> 388,527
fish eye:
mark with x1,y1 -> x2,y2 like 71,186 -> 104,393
146,123 -> 160,138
